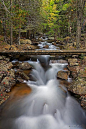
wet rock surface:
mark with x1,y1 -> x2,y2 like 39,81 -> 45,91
43,45 -> 49,49
66,56 -> 86,109
19,62 -> 32,70
0,55 -> 86,110
0,56 -> 32,106
68,78 -> 86,95
67,65 -> 80,78
57,59 -> 68,63
16,70 -> 30,81
51,57 -> 86,109
0,56 -> 16,105
0,91 -> 9,106
1,76 -> 16,92
80,95 -> 86,109
57,70 -> 69,80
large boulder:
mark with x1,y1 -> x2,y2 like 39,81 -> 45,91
0,56 -> 10,62
19,62 -> 32,70
7,69 -> 15,78
57,60 -> 67,63
43,45 -> 49,49
0,61 -> 13,72
16,70 -> 30,81
18,44 -> 37,51
3,45 -> 11,50
67,66 -> 80,78
6,62 -> 13,69
0,61 -> 8,72
38,37 -> 44,42
0,56 -> 16,94
0,90 -> 9,105
79,67 -> 86,78
68,58 -> 78,66
67,78 -> 86,95
47,37 -> 55,42
52,42 -> 57,46
48,37 -> 54,40
9,45 -> 18,51
63,36 -> 71,43
68,65 -> 80,73
0,73 -> 3,82
20,39 -> 32,44
0,56 -> 7,60
57,70 -> 69,80
1,76 -> 16,92
80,95 -> 86,109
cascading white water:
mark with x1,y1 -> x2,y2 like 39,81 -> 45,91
0,55 -> 86,129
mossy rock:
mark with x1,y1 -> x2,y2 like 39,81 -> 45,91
20,39 -> 32,44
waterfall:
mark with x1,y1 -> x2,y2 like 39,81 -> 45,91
0,55 -> 86,129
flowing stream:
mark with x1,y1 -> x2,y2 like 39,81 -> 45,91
35,36 -> 62,50
0,55 -> 86,129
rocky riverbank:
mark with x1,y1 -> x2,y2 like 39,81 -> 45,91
0,55 -> 86,110
67,56 -> 86,109
0,56 -> 32,107
0,56 -> 15,106
57,56 -> 86,109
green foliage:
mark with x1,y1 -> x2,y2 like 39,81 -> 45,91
79,54 -> 84,60
62,3 -> 70,11
41,0 -> 72,37
0,0 -> 85,43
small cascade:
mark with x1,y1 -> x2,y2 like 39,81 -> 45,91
0,55 -> 86,129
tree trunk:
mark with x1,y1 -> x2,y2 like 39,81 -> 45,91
76,0 -> 84,49
84,33 -> 86,47
18,0 -> 21,45
54,32 -> 57,42
3,18 -> 7,43
19,28 -> 21,45
68,15 -> 71,37
54,28 -> 57,41
10,0 -> 13,45
76,19 -> 81,49
32,30 -> 35,39
28,30 -> 31,39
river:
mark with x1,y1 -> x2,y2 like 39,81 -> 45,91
0,55 -> 86,129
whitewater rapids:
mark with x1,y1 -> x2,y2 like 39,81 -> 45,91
0,56 -> 86,129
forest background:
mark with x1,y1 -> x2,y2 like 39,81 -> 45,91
0,0 -> 86,49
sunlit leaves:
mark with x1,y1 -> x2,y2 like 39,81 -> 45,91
41,0 -> 70,36
62,3 -> 71,11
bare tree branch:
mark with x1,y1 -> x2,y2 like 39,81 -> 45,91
2,0 -> 10,13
